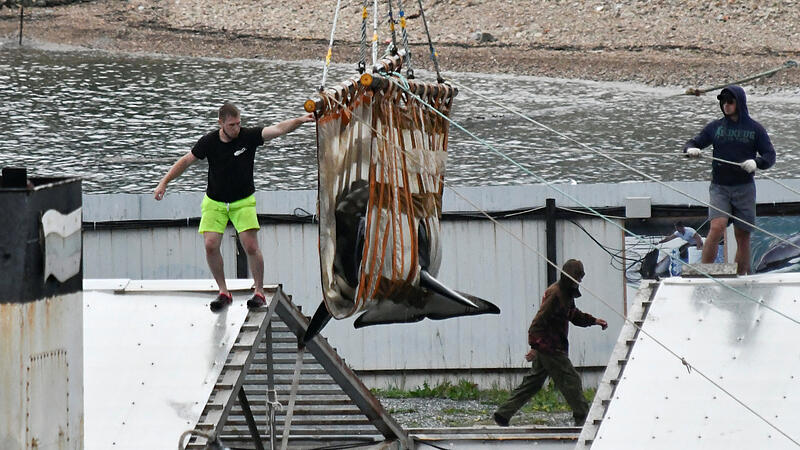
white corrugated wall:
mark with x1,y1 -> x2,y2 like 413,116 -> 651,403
82,189 -> 628,379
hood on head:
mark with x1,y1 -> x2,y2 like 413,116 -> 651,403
558,259 -> 584,296
562,259 -> 584,280
717,85 -> 750,120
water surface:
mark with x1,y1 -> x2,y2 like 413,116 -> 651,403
1,44 -> 798,194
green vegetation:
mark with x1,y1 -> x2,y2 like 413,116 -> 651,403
387,407 -> 418,414
372,379 -> 596,413
373,379 -> 481,401
441,407 -> 472,415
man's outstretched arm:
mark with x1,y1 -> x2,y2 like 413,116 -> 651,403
154,151 -> 198,200
261,113 -> 315,141
658,234 -> 678,244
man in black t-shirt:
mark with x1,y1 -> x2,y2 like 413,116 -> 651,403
154,102 -> 313,312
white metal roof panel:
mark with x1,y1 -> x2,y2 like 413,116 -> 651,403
591,274 -> 800,449
83,285 -> 254,449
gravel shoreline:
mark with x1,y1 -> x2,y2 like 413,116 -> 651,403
1,0 -> 798,92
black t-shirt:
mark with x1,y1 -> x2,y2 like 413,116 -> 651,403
191,127 -> 264,202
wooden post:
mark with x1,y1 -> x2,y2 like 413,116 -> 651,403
546,198 -> 558,285
19,5 -> 24,46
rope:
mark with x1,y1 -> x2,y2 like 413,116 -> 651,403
389,73 -> 800,327
451,136 -> 800,200
415,0 -> 443,83
499,205 -> 545,218
262,297 -> 281,450
452,141 -> 800,198
178,430 -> 213,449
266,388 -> 282,450
328,93 -> 800,446
358,0 -> 369,73
680,60 -> 798,96
450,79 -> 800,262
320,0 -> 343,91
443,185 -> 800,448
558,205 -> 626,220
704,154 -> 800,198
396,0 -> 414,78
280,346 -> 305,450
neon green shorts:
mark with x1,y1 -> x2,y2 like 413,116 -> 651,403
198,194 -> 260,234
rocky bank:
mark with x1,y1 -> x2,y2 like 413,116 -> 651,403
1,0 -> 798,92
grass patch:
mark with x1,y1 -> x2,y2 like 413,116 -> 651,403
374,379 -> 596,413
373,379 -> 482,401
388,407 -> 417,414
373,386 -> 409,398
480,385 -> 511,405
519,382 -> 570,412
442,407 -> 473,415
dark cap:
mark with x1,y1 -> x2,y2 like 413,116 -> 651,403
717,89 -> 735,102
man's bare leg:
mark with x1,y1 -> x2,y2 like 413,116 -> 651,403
204,231 -> 228,294
733,226 -> 751,275
238,229 -> 264,296
701,217 -> 727,263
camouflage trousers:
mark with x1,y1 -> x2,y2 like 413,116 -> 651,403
495,350 -> 589,425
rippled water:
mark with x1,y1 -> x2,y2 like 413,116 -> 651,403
1,44 -> 799,194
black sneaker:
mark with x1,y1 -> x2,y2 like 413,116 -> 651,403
246,292 -> 266,309
493,412 -> 509,427
210,293 -> 232,312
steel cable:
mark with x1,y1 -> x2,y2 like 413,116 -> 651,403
324,91 -> 800,447
358,0 -> 369,73
319,0 -> 343,91
450,80 -> 800,261
396,0 -> 414,78
386,73 -> 800,327
371,0 -> 379,65
415,0 -> 443,83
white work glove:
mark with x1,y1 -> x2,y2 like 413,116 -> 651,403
741,159 -> 757,173
685,147 -> 701,157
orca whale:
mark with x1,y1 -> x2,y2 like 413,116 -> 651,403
303,180 -> 499,345
755,233 -> 800,273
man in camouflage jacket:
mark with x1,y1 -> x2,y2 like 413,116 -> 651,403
494,259 -> 608,427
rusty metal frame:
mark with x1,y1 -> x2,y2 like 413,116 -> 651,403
265,305 -> 277,450
187,287 -> 280,449
188,287 -> 411,449
237,388 -> 266,450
